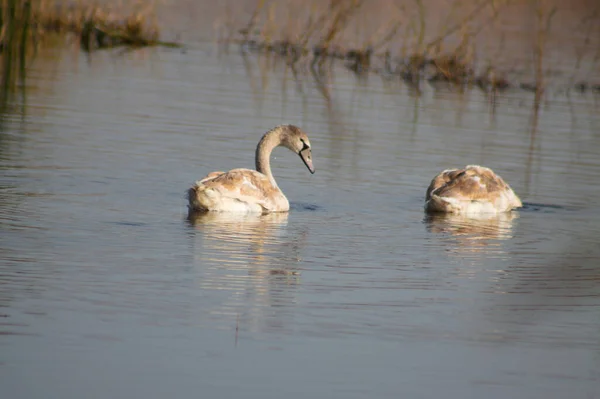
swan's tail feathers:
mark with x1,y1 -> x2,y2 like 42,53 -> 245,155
187,182 -> 218,212
425,194 -> 459,213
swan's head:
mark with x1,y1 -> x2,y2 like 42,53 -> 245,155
279,125 -> 315,174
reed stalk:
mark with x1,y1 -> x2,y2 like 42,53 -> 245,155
533,0 -> 556,101
1,0 -> 34,112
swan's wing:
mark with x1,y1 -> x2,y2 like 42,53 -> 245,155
199,171 -> 226,183
194,169 -> 280,211
431,167 -> 509,201
426,168 -> 464,200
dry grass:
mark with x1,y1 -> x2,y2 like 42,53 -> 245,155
1,0 -> 34,110
0,0 -> 180,113
225,0 -> 600,95
232,0 -> 512,87
32,0 -> 180,51
0,0 -> 180,55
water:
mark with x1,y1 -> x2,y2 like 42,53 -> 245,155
2,9 -> 600,399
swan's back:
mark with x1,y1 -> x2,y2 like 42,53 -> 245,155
425,165 -> 522,214
188,168 -> 288,213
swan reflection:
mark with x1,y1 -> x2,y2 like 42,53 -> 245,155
186,211 -> 304,335
424,212 -> 518,258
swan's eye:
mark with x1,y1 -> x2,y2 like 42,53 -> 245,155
300,138 -> 310,151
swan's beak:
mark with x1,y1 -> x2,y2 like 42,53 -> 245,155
299,148 -> 315,174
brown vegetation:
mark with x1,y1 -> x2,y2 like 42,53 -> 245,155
31,0 -> 179,51
223,0 -> 600,95
0,0 -> 180,112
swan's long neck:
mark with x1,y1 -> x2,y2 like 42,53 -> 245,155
255,128 -> 282,188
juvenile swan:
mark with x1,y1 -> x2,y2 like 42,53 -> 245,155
188,124 -> 315,213
425,165 -> 522,214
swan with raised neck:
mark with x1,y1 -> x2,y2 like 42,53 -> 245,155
425,165 -> 522,214
188,124 -> 314,213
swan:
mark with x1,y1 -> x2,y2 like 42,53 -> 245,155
188,124 -> 315,213
425,165 -> 522,214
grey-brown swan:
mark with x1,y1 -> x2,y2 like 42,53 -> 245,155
188,124 -> 314,213
425,165 -> 522,214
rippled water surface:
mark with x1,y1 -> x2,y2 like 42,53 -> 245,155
2,7 -> 600,399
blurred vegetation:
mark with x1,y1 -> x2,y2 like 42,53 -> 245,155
0,0 -> 180,114
222,0 -> 600,96
1,0 -> 32,111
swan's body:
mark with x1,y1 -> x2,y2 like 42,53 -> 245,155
425,165 -> 522,214
188,125 -> 314,213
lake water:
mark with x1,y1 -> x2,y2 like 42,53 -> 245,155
1,3 -> 600,398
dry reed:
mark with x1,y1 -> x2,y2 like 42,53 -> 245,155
33,0 -> 180,51
228,0 -> 599,96
0,0 -> 180,113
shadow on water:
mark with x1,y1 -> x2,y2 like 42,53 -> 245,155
520,202 -> 577,212
290,202 -> 321,212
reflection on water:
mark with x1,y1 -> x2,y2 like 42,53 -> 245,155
186,211 -> 303,335
425,211 -> 518,240
423,211 -> 519,284
187,210 -> 296,274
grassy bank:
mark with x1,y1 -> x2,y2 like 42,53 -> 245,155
1,0 -> 180,51
0,0 -> 180,113
225,0 -> 600,96
33,1 -> 181,51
